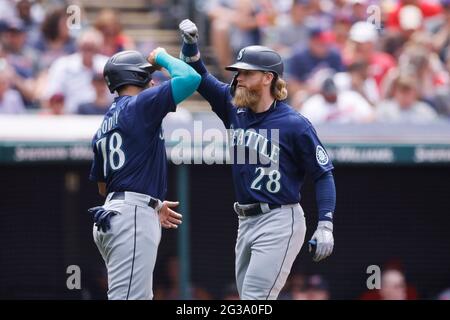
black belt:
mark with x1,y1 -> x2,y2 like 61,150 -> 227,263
235,203 -> 281,217
111,192 -> 159,209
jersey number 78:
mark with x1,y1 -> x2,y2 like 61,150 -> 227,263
96,132 -> 126,178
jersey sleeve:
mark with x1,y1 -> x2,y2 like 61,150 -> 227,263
197,73 -> 233,127
293,124 -> 334,180
134,80 -> 176,129
89,140 -> 105,182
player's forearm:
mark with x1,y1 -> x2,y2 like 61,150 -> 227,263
155,51 -> 201,104
180,42 -> 230,108
314,171 -> 336,222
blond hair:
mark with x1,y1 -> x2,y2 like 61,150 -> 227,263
271,77 -> 288,101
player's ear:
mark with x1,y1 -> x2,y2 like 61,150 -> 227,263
263,72 -> 274,86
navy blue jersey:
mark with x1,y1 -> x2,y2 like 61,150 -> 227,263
198,74 -> 334,205
89,81 -> 176,200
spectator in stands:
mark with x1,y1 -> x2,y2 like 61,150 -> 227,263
44,28 -> 111,114
381,31 -> 408,61
397,43 -> 448,107
433,51 -> 450,117
156,256 -> 212,300
386,0 -> 442,31
360,268 -> 411,300
286,26 -> 344,101
397,4 -> 425,40
379,269 -> 408,300
33,7 -> 76,71
205,0 -> 268,79
347,0 -> 371,23
306,274 -> 330,300
432,0 -> 450,63
39,92 -> 64,116
334,61 -> 380,105
0,0 -> 15,22
376,73 -> 439,123
77,73 -> 110,115
300,76 -> 374,124
94,9 -> 135,57
291,282 -> 309,300
329,0 -> 349,17
278,272 -> 309,300
344,21 -> 396,92
15,0 -> 42,46
263,0 -> 311,58
0,17 -> 38,108
333,14 -> 352,53
304,0 -> 334,30
0,58 -> 25,114
360,259 -> 419,300
436,288 -> 450,300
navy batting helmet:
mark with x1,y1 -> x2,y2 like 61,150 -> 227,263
226,45 -> 283,77
103,50 -> 156,93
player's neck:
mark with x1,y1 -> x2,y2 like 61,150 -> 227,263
118,86 -> 144,96
250,93 -> 275,113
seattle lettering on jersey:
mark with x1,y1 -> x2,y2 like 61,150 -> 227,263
227,126 -> 280,171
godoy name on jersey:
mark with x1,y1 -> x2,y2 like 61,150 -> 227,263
96,103 -> 120,139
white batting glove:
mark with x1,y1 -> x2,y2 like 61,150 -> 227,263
179,19 -> 198,44
309,221 -> 334,262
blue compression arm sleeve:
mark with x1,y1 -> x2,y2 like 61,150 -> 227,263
315,171 -> 336,222
155,51 -> 201,104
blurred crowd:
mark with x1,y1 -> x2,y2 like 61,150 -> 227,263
147,256 -> 450,300
202,0 -> 450,124
1,0 -> 450,125
0,0 -> 167,116
82,253 -> 450,299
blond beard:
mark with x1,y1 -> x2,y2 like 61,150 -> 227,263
232,87 -> 261,108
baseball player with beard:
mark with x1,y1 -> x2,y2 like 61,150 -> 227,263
178,19 -> 337,300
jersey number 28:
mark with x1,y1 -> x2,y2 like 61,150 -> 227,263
250,167 -> 281,193
96,132 -> 126,178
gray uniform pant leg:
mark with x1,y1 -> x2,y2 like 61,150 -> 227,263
93,200 -> 161,300
235,204 -> 306,300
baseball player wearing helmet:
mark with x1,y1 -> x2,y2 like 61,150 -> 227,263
179,19 -> 336,300
88,48 -> 201,300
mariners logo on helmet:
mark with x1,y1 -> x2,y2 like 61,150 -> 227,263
237,49 -> 244,61
316,146 -> 329,166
